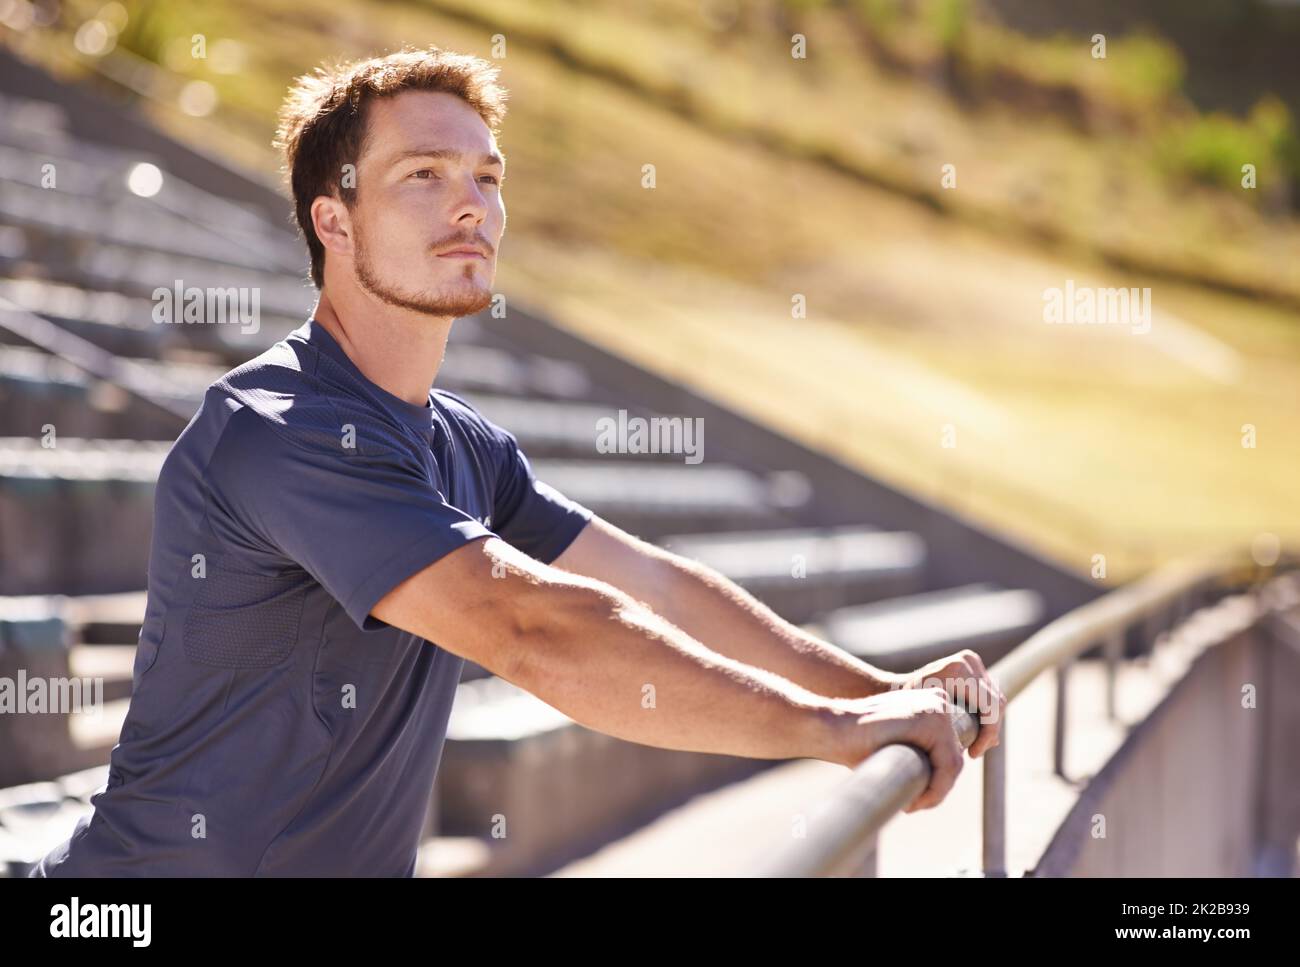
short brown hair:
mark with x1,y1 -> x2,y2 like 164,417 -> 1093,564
274,47 -> 509,288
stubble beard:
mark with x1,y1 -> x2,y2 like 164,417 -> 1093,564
353,230 -> 494,319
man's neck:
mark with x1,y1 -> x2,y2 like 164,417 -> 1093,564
311,288 -> 454,407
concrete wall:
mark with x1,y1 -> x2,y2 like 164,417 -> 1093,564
1032,611 -> 1300,876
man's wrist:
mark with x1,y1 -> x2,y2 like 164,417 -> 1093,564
791,625 -> 904,698
870,669 -> 906,693
807,702 -> 848,767
829,665 -> 904,698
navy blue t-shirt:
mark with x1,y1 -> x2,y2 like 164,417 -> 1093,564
30,318 -> 593,877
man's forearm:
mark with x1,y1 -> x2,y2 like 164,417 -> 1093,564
506,579 -> 847,765
637,554 -> 900,701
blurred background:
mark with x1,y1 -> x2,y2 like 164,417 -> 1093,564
0,0 -> 1298,877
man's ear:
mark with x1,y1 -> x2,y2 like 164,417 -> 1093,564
311,194 -> 354,259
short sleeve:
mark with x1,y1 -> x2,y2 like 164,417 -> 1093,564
207,406 -> 493,631
488,423 -> 593,564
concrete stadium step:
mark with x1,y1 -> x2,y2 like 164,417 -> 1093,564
438,344 -> 593,400
0,345 -> 208,439
1,589 -> 143,697
68,645 -> 136,704
0,764 -> 111,876
532,460 -> 811,539
821,583 -> 1046,673
436,676 -> 768,875
658,525 -> 927,624
0,778 -> 96,877
0,316 -> 591,429
0,104 -> 287,246
0,438 -> 164,595
0,278 -> 508,368
0,160 -> 300,274
68,243 -> 315,320
0,290 -> 596,404
452,392 -> 693,460
66,590 -> 148,646
0,278 -> 169,359
0,276 -> 305,362
414,835 -> 495,877
0,134 -> 309,316
0,597 -> 121,788
0,112 -> 303,280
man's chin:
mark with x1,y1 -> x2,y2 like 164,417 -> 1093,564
438,282 -> 494,317
358,278 -> 493,318
449,289 -> 494,318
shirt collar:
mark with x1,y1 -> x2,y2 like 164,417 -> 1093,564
293,317 -> 448,443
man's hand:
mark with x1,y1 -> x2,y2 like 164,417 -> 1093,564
892,650 -> 1007,759
826,687 -> 966,813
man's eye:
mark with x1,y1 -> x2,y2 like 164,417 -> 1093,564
411,169 -> 436,180
479,175 -> 501,185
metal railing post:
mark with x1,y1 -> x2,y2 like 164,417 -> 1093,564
1104,630 -> 1123,721
1052,658 -> 1071,780
982,724 -> 1007,877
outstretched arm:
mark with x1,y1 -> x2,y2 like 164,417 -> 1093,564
372,531 -> 976,807
551,516 -> 1005,758
372,534 -> 847,764
551,516 -> 903,700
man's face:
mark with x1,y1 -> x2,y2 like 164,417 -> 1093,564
346,89 -> 505,317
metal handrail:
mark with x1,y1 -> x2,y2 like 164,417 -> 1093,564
752,545 -> 1295,877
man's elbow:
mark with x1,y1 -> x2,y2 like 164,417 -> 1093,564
372,538 -> 613,686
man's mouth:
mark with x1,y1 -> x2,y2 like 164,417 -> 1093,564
436,244 -> 490,260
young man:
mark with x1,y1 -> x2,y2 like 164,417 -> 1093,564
32,47 -> 1003,877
